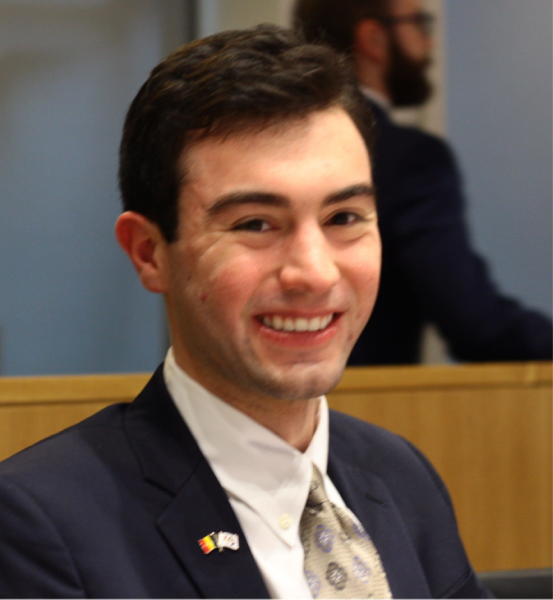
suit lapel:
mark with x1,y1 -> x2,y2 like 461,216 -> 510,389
157,459 -> 269,599
124,366 -> 269,599
328,446 -> 431,599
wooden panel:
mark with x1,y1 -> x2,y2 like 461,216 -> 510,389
328,362 -> 553,573
0,372 -> 150,404
0,402 -> 113,462
0,373 -> 149,461
0,362 -> 551,573
334,361 -> 552,390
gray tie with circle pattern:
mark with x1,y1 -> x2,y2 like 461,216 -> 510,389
300,465 -> 392,599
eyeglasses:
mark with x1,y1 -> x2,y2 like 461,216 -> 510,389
379,12 -> 435,37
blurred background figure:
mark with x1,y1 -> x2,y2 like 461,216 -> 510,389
293,0 -> 553,364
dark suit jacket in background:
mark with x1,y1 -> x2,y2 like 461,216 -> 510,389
0,366 -> 490,598
348,101 -> 553,365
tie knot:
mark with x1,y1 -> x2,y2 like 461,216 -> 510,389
305,465 -> 329,515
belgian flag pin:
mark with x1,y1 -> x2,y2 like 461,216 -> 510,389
198,533 -> 217,554
198,531 -> 240,554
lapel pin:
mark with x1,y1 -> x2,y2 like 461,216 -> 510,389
198,533 -> 217,554
216,531 -> 239,551
198,531 -> 240,554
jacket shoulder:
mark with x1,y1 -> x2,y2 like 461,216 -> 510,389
381,118 -> 457,171
329,408 -> 417,455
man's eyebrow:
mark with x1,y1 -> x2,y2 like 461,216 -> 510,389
206,192 -> 288,217
324,184 -> 376,205
206,184 -> 376,218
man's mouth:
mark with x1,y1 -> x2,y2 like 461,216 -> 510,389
259,314 -> 335,332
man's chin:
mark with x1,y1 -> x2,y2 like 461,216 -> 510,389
386,45 -> 433,108
249,358 -> 347,402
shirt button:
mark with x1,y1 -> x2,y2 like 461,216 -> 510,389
279,513 -> 293,530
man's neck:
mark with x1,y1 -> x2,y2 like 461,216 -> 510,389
170,347 -> 320,453
229,394 -> 320,453
361,87 -> 392,112
203,383 -> 321,453
354,57 -> 391,105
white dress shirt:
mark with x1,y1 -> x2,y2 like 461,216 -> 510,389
163,348 -> 357,599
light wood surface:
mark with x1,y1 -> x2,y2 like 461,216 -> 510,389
0,362 -> 551,573
0,373 -> 149,463
329,362 -> 552,572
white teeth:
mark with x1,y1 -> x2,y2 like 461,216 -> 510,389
261,314 -> 334,332
283,318 -> 294,331
295,318 -> 309,332
308,317 -> 321,331
321,315 -> 333,328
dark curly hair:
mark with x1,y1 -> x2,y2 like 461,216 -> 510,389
118,24 -> 374,242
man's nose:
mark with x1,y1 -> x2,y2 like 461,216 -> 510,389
278,224 -> 340,295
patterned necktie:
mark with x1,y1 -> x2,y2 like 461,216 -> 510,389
300,465 -> 392,599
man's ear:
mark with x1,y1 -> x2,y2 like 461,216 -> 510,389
354,19 -> 389,64
115,211 -> 168,294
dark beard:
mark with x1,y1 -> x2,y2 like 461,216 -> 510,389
386,33 -> 432,108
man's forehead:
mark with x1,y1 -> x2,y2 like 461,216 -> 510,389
179,107 -> 367,187
181,108 -> 366,173
177,119 -> 309,191
176,108 -> 371,219
183,116 -> 313,162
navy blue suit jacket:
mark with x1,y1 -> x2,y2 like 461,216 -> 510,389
0,366 -> 489,598
348,101 -> 552,365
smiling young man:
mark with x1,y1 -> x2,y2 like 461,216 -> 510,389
117,106 -> 379,453
0,25 -> 489,598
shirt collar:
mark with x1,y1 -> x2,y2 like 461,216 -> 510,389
163,348 -> 329,547
361,86 -> 392,113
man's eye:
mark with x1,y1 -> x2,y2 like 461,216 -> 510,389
327,212 -> 363,226
232,219 -> 271,232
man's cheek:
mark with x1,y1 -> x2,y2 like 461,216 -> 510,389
200,269 -> 249,316
208,256 -> 267,301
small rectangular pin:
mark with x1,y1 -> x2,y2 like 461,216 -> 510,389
198,534 -> 217,554
216,531 -> 239,551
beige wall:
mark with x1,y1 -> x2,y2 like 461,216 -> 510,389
218,0 -> 294,29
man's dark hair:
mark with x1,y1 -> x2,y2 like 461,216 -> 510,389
119,23 -> 374,243
292,0 -> 390,54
